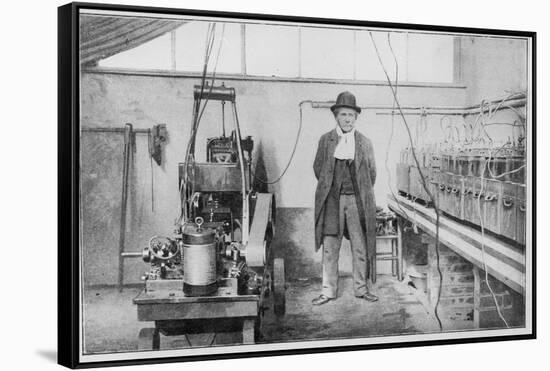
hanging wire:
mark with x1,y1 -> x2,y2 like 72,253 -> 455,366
486,142 -> 526,179
469,95 -> 526,328
370,31 -> 444,331
177,23 -> 223,225
385,33 -> 411,220
195,23 -> 226,127
476,147 -> 511,328
250,101 -> 307,185
467,92 -> 526,145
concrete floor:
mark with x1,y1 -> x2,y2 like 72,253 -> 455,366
82,274 -> 460,355
261,275 -> 440,342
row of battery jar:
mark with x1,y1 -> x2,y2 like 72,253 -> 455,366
439,148 -> 525,183
431,171 -> 526,245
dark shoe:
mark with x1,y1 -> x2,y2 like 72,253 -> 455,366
357,292 -> 379,302
312,294 -> 334,306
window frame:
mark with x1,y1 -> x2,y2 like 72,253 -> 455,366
93,23 -> 464,87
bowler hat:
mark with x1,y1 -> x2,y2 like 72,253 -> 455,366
330,91 -> 361,114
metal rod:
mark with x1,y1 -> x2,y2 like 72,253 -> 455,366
310,96 -> 526,116
221,100 -> 226,137
81,126 -> 151,134
377,98 -> 526,116
121,252 -> 142,258
118,123 -> 132,292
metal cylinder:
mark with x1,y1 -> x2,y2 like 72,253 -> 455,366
182,221 -> 218,296
193,84 -> 235,102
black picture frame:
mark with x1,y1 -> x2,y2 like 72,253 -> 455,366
58,2 -> 536,368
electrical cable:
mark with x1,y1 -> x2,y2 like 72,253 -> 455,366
490,92 -> 524,115
178,23 -> 220,225
476,149 -> 511,328
486,142 -> 526,180
440,115 -> 461,144
467,100 -> 488,144
370,31 -> 444,331
196,24 -> 226,127
467,92 -> 526,145
451,93 -> 525,329
439,115 -> 453,142
385,33 -> 411,220
178,98 -> 199,224
479,101 -> 494,144
180,27 -> 214,218
488,165 -> 526,180
367,35 -> 522,332
250,101 -> 308,185
190,24 -> 218,150
502,104 -> 526,124
473,93 -> 526,328
414,108 -> 428,147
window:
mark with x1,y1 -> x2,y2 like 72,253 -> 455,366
300,27 -> 355,80
175,21 -> 241,74
96,20 -> 456,84
407,33 -> 454,83
245,24 -> 299,78
356,31 -> 407,81
98,32 -> 172,70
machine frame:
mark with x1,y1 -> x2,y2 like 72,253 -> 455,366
133,83 -> 286,349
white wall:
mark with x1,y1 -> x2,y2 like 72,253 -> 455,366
80,70 -> 466,284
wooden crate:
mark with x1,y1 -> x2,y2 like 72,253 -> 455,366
482,179 -> 502,235
449,174 -> 465,220
463,176 -> 481,226
516,183 -> 526,245
500,181 -> 517,242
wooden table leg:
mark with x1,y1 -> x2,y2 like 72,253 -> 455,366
391,239 -> 397,277
473,266 -> 481,328
185,333 -> 216,347
242,319 -> 255,344
397,219 -> 403,281
152,328 -> 160,350
138,328 -> 156,351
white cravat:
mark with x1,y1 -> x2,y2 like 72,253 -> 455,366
334,125 -> 356,160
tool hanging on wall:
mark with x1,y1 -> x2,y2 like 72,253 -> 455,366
148,124 -> 167,213
82,123 -> 167,290
118,123 -> 133,292
149,124 -> 167,166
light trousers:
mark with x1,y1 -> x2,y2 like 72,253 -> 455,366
322,194 -> 369,298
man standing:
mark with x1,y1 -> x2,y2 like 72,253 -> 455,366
312,91 -> 378,305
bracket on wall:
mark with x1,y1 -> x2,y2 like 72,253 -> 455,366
148,124 -> 167,166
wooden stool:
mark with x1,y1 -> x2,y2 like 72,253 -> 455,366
372,220 -> 403,283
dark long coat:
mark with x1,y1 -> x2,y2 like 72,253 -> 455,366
313,129 -> 377,272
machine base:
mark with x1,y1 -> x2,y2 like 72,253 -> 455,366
183,282 -> 218,297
